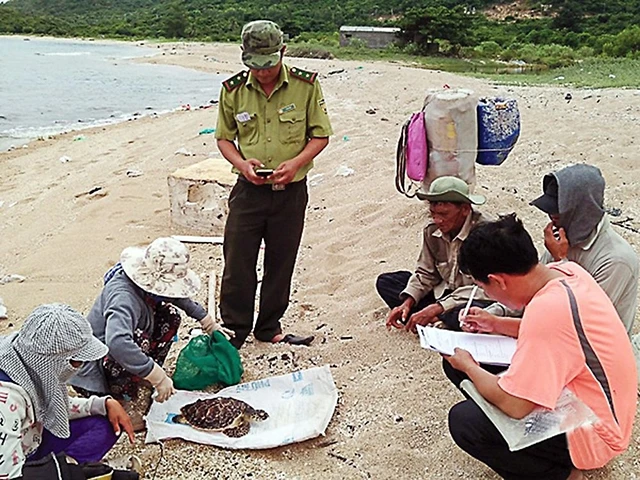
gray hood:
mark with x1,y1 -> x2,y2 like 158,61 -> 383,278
554,164 -> 605,245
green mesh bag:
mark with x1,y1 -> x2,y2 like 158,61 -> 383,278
172,331 -> 243,390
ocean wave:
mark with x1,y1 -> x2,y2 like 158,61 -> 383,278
35,51 -> 92,57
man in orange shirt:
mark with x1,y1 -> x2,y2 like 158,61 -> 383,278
445,214 -> 636,480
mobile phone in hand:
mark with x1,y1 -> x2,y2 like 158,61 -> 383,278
255,168 -> 274,177
552,226 -> 561,241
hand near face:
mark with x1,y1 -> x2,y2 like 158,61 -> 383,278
544,221 -> 569,261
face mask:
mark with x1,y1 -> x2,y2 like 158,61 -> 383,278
58,361 -> 82,383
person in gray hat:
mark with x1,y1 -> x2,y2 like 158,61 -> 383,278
376,176 -> 493,333
467,164 -> 639,335
531,164 -> 639,333
0,304 -> 134,478
215,20 -> 333,348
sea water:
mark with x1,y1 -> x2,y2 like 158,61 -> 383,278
0,36 -> 224,151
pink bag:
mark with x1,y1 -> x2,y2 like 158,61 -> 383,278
396,111 -> 428,197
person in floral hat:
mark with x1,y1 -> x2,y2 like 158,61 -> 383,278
70,237 -> 233,409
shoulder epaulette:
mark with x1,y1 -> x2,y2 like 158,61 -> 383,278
222,70 -> 249,92
289,66 -> 318,84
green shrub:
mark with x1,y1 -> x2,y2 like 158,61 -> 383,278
474,41 -> 502,57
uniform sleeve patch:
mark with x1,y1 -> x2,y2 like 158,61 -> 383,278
318,98 -> 327,114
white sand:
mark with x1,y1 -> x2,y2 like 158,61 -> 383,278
1,42 -> 639,479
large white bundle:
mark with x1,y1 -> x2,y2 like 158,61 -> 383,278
422,88 -> 478,192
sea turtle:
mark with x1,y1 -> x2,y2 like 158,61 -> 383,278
172,397 -> 269,437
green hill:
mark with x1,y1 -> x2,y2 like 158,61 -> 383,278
1,0 -> 639,60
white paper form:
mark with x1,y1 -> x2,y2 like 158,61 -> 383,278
417,325 -> 517,365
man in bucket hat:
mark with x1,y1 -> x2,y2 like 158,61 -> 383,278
376,176 -> 493,333
70,238 -> 233,425
215,20 -> 333,348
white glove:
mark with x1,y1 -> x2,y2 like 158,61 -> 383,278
144,363 -> 175,403
200,314 -> 236,339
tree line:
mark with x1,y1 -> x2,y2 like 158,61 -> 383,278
1,0 -> 639,59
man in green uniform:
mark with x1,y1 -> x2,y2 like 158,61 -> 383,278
215,20 -> 333,349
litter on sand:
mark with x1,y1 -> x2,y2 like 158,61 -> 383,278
0,274 -> 26,285
174,147 -> 195,156
0,297 -> 7,319
335,165 -> 355,177
171,235 -> 224,244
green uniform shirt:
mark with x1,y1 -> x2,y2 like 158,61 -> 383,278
215,64 -> 333,183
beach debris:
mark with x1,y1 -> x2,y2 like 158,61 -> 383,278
327,69 -> 345,76
126,169 -> 144,178
174,147 -> 195,156
564,93 -> 572,101
365,108 -> 377,115
199,128 -> 216,135
0,298 -> 7,320
605,207 -> 622,217
342,135 -> 350,142
73,135 -> 86,141
609,74 -> 616,79
554,76 -> 565,81
74,186 -> 106,198
171,235 -> 224,244
308,173 -> 324,187
335,165 -> 355,177
0,274 -> 26,285
59,155 -> 72,163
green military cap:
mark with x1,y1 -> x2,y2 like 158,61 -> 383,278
417,176 -> 486,204
241,20 -> 284,70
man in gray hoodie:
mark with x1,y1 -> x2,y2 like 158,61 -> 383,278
474,164 -> 638,333
530,164 -> 639,333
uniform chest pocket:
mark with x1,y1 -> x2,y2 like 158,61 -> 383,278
237,113 -> 259,146
278,111 -> 306,144
436,261 -> 453,282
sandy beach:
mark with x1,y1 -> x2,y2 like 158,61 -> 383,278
1,41 -> 639,479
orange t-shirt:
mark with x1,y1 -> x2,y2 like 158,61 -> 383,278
498,262 -> 637,469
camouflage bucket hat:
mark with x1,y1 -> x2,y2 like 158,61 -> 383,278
241,20 -> 284,70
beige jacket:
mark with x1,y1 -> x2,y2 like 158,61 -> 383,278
402,210 -> 492,312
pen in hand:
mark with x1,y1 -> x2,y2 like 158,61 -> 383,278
459,285 -> 479,329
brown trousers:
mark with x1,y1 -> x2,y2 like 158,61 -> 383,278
220,178 -> 308,348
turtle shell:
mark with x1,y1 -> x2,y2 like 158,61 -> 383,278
179,397 -> 254,431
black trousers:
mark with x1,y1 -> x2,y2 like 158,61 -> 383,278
220,179 -> 308,348
444,359 -> 574,480
376,271 -> 492,329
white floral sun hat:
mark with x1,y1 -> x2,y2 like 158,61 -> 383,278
120,237 -> 201,298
